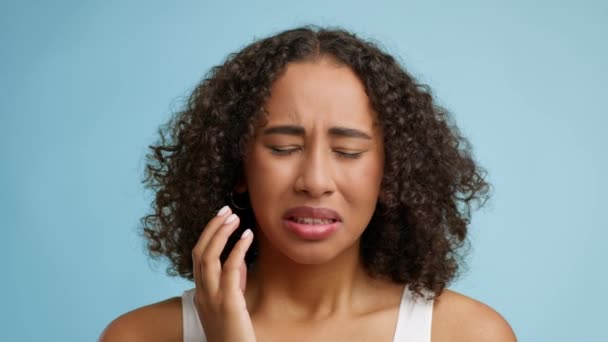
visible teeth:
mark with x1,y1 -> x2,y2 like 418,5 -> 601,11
292,217 -> 334,225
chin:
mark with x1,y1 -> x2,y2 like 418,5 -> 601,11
272,235 -> 356,266
281,248 -> 341,265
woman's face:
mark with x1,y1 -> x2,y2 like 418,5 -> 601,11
243,57 -> 384,265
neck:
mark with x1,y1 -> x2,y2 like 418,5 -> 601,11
246,236 -> 370,320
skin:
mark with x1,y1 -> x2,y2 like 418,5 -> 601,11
99,58 -> 517,342
243,55 -> 386,318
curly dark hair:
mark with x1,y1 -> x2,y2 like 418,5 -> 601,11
141,25 -> 491,299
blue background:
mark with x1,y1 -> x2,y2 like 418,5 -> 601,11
2,0 -> 606,341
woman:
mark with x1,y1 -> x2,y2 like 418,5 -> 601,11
100,26 -> 517,341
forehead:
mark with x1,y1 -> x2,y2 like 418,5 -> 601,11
262,58 -> 377,127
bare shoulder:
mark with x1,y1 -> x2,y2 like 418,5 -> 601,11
98,296 -> 182,342
432,289 -> 517,342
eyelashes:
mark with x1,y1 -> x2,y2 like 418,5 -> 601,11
268,147 -> 363,159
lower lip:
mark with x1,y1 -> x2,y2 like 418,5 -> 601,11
283,219 -> 341,240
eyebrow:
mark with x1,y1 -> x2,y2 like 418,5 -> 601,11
262,125 -> 372,140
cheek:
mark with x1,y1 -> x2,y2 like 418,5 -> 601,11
366,148 -> 385,191
245,149 -> 291,203
339,157 -> 384,195
247,150 -> 278,179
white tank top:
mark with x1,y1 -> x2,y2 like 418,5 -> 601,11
181,286 -> 434,342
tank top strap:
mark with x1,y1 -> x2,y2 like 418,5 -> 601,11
392,286 -> 434,342
181,288 -> 207,342
182,286 -> 433,342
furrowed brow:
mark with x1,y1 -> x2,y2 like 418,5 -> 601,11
328,127 -> 372,139
262,125 -> 305,136
262,125 -> 372,139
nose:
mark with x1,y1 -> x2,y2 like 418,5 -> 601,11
294,144 -> 336,198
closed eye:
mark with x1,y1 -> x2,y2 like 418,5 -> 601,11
269,147 -> 301,155
268,147 -> 363,159
335,151 -> 363,159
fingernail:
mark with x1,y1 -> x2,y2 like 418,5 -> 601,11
224,213 -> 237,224
241,229 -> 252,239
217,205 -> 229,216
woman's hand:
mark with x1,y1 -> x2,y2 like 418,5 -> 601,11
191,206 -> 256,342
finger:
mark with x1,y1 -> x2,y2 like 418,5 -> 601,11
239,263 -> 247,292
201,213 -> 241,294
222,229 -> 254,293
194,206 -> 233,256
192,206 -> 232,293
192,205 -> 232,291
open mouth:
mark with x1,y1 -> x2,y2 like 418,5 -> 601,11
288,217 -> 339,225
283,217 -> 342,240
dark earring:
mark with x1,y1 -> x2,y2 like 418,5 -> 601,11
230,191 -> 249,210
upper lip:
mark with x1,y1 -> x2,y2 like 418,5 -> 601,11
283,206 -> 342,221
